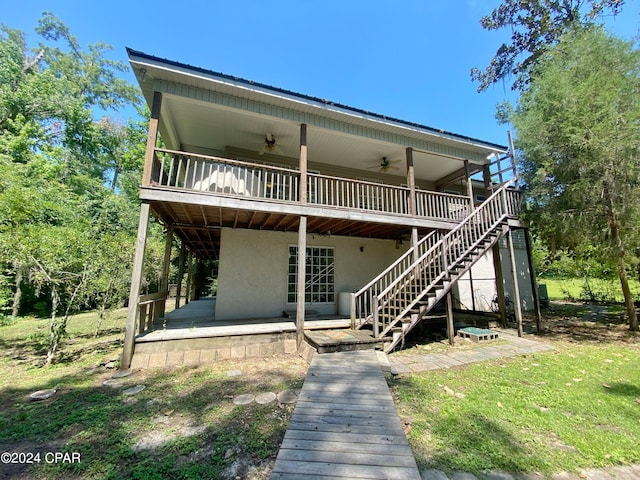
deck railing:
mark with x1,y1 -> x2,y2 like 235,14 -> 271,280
149,148 -> 472,221
137,291 -> 168,334
415,189 -> 471,220
308,173 -> 409,214
153,148 -> 300,202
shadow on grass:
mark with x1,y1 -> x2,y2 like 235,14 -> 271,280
531,301 -> 640,345
0,360 -> 306,479
604,382 -> 640,398
392,375 -> 568,475
54,338 -> 124,365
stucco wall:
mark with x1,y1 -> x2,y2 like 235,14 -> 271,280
215,228 -> 407,320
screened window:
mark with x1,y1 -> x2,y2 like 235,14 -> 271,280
287,246 -> 335,303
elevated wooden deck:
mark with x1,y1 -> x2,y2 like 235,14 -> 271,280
271,350 -> 420,479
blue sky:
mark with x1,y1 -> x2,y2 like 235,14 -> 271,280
3,1 -> 639,146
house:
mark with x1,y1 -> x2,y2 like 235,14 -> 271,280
121,49 -> 540,369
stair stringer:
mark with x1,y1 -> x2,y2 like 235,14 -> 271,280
382,223 -> 509,353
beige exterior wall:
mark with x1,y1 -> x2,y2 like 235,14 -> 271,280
215,228 -> 407,320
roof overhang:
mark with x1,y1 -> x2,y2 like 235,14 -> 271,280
127,48 -> 507,185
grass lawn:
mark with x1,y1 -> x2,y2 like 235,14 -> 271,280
539,276 -> 640,303
391,304 -> 640,476
0,309 -> 307,479
1,303 -> 639,478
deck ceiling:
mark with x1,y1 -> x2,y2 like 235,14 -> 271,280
151,201 -> 427,260
129,49 -> 508,186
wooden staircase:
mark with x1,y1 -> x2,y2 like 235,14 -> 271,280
352,179 -> 522,353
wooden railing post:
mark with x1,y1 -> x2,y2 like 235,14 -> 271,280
142,92 -> 162,187
159,227 -> 173,318
373,295 -> 380,338
465,159 -> 475,211
350,293 -> 356,330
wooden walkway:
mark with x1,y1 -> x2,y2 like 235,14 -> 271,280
271,350 -> 420,479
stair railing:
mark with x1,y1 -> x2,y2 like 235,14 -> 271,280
372,179 -> 520,338
350,231 -> 441,329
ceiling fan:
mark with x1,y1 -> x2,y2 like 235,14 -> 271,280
368,156 -> 402,173
259,133 -> 284,156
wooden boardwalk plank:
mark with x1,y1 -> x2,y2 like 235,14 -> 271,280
282,429 -> 409,445
290,412 -> 402,428
270,350 -> 420,479
276,448 -> 418,467
279,438 -> 414,456
286,421 -> 405,436
271,459 -> 418,480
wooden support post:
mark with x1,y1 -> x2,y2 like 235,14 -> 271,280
469,268 -> 477,311
406,148 -> 420,265
483,164 -> 492,196
121,203 -> 151,369
507,130 -> 518,182
524,229 -> 542,333
142,92 -> 162,187
185,250 -> 193,305
446,291 -> 455,345
175,241 -> 186,310
406,147 -> 417,216
159,227 -> 173,318
296,216 -> 307,348
299,124 -> 308,205
507,229 -> 524,337
465,159 -> 475,210
296,124 -> 308,349
492,242 -> 507,327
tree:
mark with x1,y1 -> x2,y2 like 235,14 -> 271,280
0,13 -> 147,363
511,26 -> 640,330
471,0 -> 625,92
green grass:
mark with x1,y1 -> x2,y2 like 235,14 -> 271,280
0,308 -> 307,479
3,305 -> 640,478
539,276 -> 640,303
392,338 -> 640,475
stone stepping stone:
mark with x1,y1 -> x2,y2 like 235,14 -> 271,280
123,385 -> 145,396
226,369 -> 242,377
112,369 -> 133,379
233,393 -> 254,405
103,378 -> 127,388
277,390 -> 298,404
255,392 -> 276,405
29,389 -> 56,401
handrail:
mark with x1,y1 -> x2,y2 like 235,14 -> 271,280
351,231 -> 441,328
155,147 -> 299,174
379,178 -> 516,302
369,179 -> 520,338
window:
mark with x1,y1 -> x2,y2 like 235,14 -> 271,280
287,246 -> 335,303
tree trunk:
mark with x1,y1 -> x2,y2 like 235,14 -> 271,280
12,264 -> 22,317
45,289 -> 60,366
618,258 -> 639,331
95,303 -> 106,338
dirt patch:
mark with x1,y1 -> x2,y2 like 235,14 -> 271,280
538,302 -> 640,344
